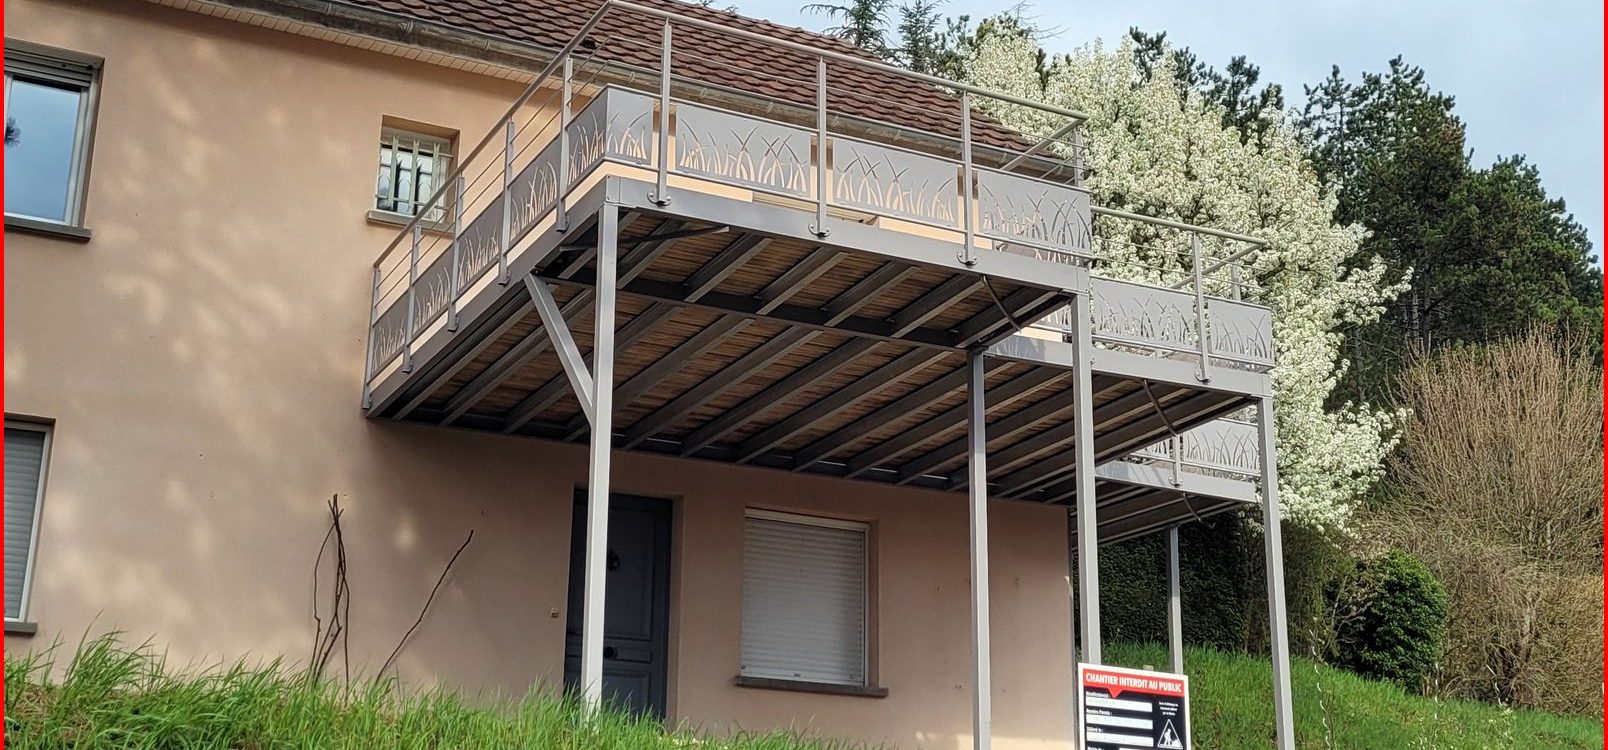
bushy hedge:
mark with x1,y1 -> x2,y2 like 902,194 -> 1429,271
1091,509 -> 1352,659
1329,549 -> 1450,691
1093,512 -> 1250,651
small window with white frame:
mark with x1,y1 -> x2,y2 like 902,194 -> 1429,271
374,124 -> 453,223
741,509 -> 871,688
4,418 -> 52,625
4,40 -> 101,234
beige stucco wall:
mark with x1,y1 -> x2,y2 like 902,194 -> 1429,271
3,2 -> 1077,747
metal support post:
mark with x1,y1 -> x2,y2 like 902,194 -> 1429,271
1069,127 -> 1085,188
960,91 -> 975,266
361,266 -> 381,409
403,224 -> 419,373
965,350 -> 992,750
499,119 -> 514,284
448,174 -> 464,331
652,21 -> 673,206
558,55 -> 573,232
1169,435 -> 1183,487
1167,525 -> 1184,675
1070,290 -> 1101,664
579,206 -> 621,707
1192,232 -> 1210,383
812,58 -> 830,238
1259,398 -> 1296,750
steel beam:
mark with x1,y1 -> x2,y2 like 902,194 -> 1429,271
437,220 -> 688,426
986,388 -> 1169,496
685,234 -> 771,302
843,368 -> 1063,478
559,315 -> 753,440
823,263 -> 918,324
393,292 -> 532,419
618,220 -> 692,285
790,361 -> 1000,471
617,248 -> 865,448
545,269 -> 959,350
891,276 -> 978,337
1167,524 -> 1184,675
755,247 -> 844,313
525,275 -> 596,423
621,328 -> 822,448
965,350 -> 992,750
1023,391 -> 1237,504
1092,392 -> 1242,465
896,392 -> 1077,485
1071,291 -> 1101,665
679,340 -> 879,455
501,303 -> 674,433
578,205 -> 619,708
735,347 -> 951,463
1259,398 -> 1295,750
439,289 -> 593,425
955,287 -> 1062,347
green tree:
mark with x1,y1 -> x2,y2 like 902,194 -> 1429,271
803,0 -> 893,55
1302,58 -> 1601,404
1129,29 -> 1284,147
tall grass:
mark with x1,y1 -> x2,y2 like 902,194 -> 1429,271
8,636 -> 1601,749
4,635 -> 866,750
1105,642 -> 1602,750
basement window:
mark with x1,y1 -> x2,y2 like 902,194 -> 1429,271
740,510 -> 880,693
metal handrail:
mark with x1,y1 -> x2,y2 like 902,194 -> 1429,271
371,0 -> 615,271
364,0 -> 1278,397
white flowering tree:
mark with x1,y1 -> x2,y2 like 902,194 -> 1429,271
968,32 -> 1405,528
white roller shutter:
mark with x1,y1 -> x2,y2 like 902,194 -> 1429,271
741,511 -> 868,685
5,423 -> 49,620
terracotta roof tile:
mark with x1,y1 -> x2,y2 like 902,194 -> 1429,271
338,0 -> 1031,150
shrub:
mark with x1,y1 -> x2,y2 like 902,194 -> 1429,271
1330,549 -> 1449,690
1366,329 -> 1604,714
1093,512 -> 1251,652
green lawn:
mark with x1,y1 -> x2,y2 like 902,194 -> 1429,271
1105,642 -> 1602,750
5,636 -> 1600,749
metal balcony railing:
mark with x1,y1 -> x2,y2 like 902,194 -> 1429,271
360,0 -> 1275,402
1128,412 -> 1261,481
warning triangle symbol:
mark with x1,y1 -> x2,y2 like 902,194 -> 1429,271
1157,719 -> 1183,749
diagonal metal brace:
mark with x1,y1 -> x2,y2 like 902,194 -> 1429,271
524,274 -> 596,425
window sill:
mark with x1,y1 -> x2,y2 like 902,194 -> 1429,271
734,675 -> 888,698
366,209 -> 453,237
5,620 -> 38,636
6,215 -> 91,243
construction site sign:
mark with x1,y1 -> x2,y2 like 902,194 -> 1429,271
1077,663 -> 1191,750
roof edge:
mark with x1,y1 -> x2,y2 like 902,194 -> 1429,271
152,0 -> 560,76
148,0 -> 1040,162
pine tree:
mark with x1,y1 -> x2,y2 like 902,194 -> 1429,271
1301,58 -> 1600,404
803,0 -> 893,56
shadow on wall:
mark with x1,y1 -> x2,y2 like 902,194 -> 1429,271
5,2 -> 1083,748
4,0 -> 589,698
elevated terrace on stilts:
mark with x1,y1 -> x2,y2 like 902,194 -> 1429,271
360,3 -> 1295,746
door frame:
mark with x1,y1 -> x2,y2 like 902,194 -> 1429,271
565,489 -> 674,719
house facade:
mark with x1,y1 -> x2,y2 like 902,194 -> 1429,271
3,1 -> 1295,749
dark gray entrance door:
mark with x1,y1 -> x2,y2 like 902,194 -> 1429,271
563,492 -> 671,719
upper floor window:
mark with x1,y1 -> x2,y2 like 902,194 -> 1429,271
375,126 -> 453,223
5,41 -> 100,233
5,419 -> 52,624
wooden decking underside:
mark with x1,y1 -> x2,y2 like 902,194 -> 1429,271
374,209 -> 1256,538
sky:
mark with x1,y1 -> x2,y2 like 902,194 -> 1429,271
737,0 -> 1605,257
